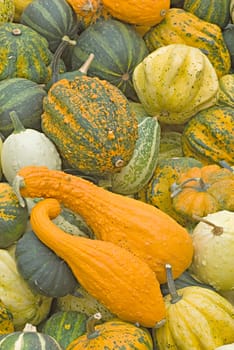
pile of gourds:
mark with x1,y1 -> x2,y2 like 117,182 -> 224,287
0,0 -> 233,349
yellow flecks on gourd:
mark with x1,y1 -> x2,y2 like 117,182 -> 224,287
0,49 -> 9,75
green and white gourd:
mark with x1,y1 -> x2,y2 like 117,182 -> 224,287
1,111 -> 62,184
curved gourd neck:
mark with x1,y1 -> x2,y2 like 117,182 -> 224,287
9,111 -> 25,134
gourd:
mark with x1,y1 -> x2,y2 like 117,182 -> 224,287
171,164 -> 234,221
41,75 -> 138,177
217,74 -> 234,108
189,210 -> 234,291
14,165 -> 194,284
143,8 -> 231,78
0,0 -> 14,24
66,0 -> 106,27
101,0 -> 170,26
0,77 -> 46,137
0,300 -> 14,336
181,105 -> 234,165
70,18 -> 149,101
29,197 -> 166,328
222,24 -> 234,69
0,247 -> 52,330
183,0 -> 231,29
41,311 -> 87,349
133,44 -> 219,125
66,313 -> 154,350
153,264 -> 234,350
15,230 -> 79,297
215,344 -> 234,350
1,111 -> 62,185
0,323 -> 63,349
0,182 -> 28,248
158,131 -> 183,161
13,0 -> 33,22
231,0 -> 234,22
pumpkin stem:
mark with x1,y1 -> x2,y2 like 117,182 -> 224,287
79,53 -> 95,74
23,323 -> 37,332
192,215 -> 224,235
219,160 -> 233,172
12,175 -> 26,207
165,263 -> 182,304
171,177 -> 209,198
9,111 -> 25,133
86,312 -> 102,339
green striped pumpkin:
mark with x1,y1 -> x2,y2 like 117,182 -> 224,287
183,0 -> 231,29
20,0 -> 79,53
217,74 -> 234,108
0,78 -> 46,137
71,18 -> 149,101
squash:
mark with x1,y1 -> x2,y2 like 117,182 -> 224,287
222,24 -> 234,70
66,0 -> 107,27
217,74 -> 234,108
153,264 -> 234,350
20,0 -> 79,53
0,247 -> 52,330
41,75 -> 138,176
0,300 -> 14,336
231,0 -> 234,22
189,210 -> 234,291
101,0 -> 170,27
144,8 -> 231,78
181,105 -> 234,165
1,111 -> 62,185
14,165 -> 193,284
70,18 -> 149,101
133,44 -> 219,125
66,313 -> 154,350
0,323 -> 63,349
13,0 -> 33,22
215,344 -> 234,350
29,197 -> 166,328
183,0 -> 231,29
158,131 -> 183,161
0,182 -> 28,249
0,77 -> 46,137
0,0 -> 14,24
41,311 -> 87,349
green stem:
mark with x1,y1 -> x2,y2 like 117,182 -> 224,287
165,264 -> 182,304
171,177 -> 209,198
9,111 -> 25,133
86,313 -> 102,339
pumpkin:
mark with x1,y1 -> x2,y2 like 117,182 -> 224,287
171,164 -> 234,221
215,344 -> 234,350
14,165 -> 193,284
101,0 -> 170,27
0,247 -> 52,330
41,75 -> 138,176
183,0 -> 231,29
181,105 -> 234,165
133,44 -> 219,125
66,313 -> 154,350
217,74 -> 234,108
20,0 -> 79,53
0,182 -> 28,249
153,264 -> 234,350
189,210 -> 234,291
29,197 -> 166,328
144,8 -> 231,78
66,0 -> 107,27
1,111 -> 62,185
0,0 -> 14,24
41,311 -> 87,349
70,18 -> 149,101
222,24 -> 234,69
0,77 -> 46,137
0,323 -> 63,349
158,131 -> 183,161
231,0 -> 234,22
0,300 -> 14,336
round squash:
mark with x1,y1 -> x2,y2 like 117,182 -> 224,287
0,0 -> 14,24
222,24 -> 234,70
217,74 -> 234,108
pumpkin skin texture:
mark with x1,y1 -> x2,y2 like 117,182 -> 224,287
71,18 -> 149,101
217,74 -> 234,108
190,210 -> 234,291
133,44 -> 219,125
144,8 -> 231,78
14,166 -> 194,284
0,0 -> 14,24
181,105 -> 234,165
0,300 -> 14,336
42,76 -> 138,176
0,182 -> 28,249
29,198 -> 166,328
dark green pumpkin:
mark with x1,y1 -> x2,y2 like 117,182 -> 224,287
0,78 -> 46,137
15,230 -> 79,297
70,18 -> 149,101
222,24 -> 234,69
42,75 -> 138,176
183,0 -> 231,29
41,311 -> 87,349
0,183 -> 28,248
20,0 -> 80,53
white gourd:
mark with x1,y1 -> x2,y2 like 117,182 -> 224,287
215,344 -> 234,350
1,111 -> 62,184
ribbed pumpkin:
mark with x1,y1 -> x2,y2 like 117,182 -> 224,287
144,8 -> 231,78
66,0 -> 107,27
0,0 -> 14,24
71,18 -> 149,101
0,182 -> 28,249
0,77 -> 46,137
181,105 -> 234,165
41,75 -> 138,176
183,0 -> 231,28
133,44 -> 219,124
0,300 -> 14,336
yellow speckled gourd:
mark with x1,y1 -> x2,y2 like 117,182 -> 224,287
217,74 -> 234,108
144,8 -> 231,78
0,299 -> 14,335
0,0 -> 14,23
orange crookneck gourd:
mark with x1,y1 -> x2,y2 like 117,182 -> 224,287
14,166 -> 194,284
29,197 -> 166,328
